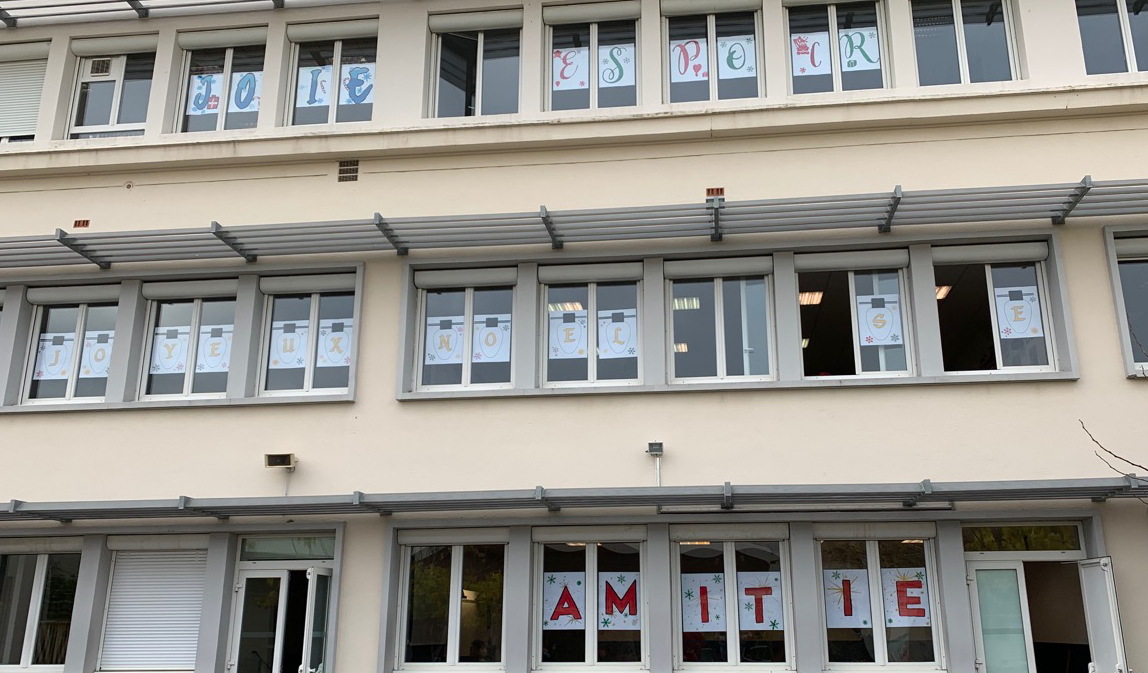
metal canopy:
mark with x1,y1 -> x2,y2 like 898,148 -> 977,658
0,476 -> 1144,522
3,176 -> 1147,271
0,0 -> 360,28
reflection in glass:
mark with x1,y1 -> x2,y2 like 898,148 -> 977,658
117,53 -> 155,124
34,554 -> 80,665
405,546 -> 451,663
423,290 -> 465,386
724,277 -> 770,376
481,30 -> 520,115
878,542 -> 933,662
240,536 -> 337,561
1076,0 -> 1128,74
458,546 -> 504,662
962,0 -> 1012,82
236,577 -> 282,673
974,569 -> 1030,673
438,33 -> 478,117
1131,0 -> 1148,70
75,81 -> 115,127
962,525 -> 1081,552
1119,260 -> 1148,363
307,574 -> 330,673
821,540 -> 874,663
541,544 -> 586,662
0,555 -> 36,665
913,0 -> 961,85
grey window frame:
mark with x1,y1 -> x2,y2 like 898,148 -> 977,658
666,274 -> 776,383
910,0 -> 1019,85
783,0 -> 891,94
257,291 -> 353,397
1103,225 -> 1148,377
176,46 -> 262,133
138,297 -> 235,400
68,54 -> 151,138
430,28 -> 523,118
22,302 -> 115,405
547,19 -> 642,111
661,10 -> 764,103
416,286 -> 517,392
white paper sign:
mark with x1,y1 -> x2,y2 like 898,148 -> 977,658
186,73 -> 223,115
717,35 -> 756,80
880,568 -> 930,627
228,71 -> 262,113
736,571 -> 784,632
598,44 -> 635,88
79,331 -> 114,379
269,320 -> 309,370
791,32 -> 831,77
669,38 -> 708,83
856,293 -> 903,347
317,318 -> 353,368
839,27 -> 881,72
553,46 -> 590,91
425,316 -> 465,365
682,573 -> 725,632
548,310 -> 588,360
32,332 -> 75,381
995,286 -> 1044,340
196,324 -> 233,374
339,62 -> 375,105
597,308 -> 637,359
150,326 -> 191,374
472,314 -> 511,363
542,572 -> 586,630
598,573 -> 640,631
823,569 -> 872,628
296,65 -> 332,108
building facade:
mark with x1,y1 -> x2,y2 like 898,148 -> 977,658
0,1 -> 1146,673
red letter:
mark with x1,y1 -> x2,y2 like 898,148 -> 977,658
699,585 -> 709,623
549,585 -> 583,622
810,41 -> 822,68
841,579 -> 853,617
896,580 -> 926,617
744,586 -> 773,624
604,580 -> 638,617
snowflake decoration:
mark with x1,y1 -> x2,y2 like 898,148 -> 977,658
769,619 -> 780,629
546,574 -> 557,585
747,66 -> 755,73
197,363 -> 205,371
296,357 -> 304,365
602,59 -> 610,66
712,574 -> 722,584
579,80 -> 586,87
623,57 -> 631,64
915,571 -> 925,580
684,589 -> 695,600
601,617 -> 612,627
428,354 -> 436,361
743,601 -> 753,611
551,347 -> 559,355
1002,327 -> 1013,336
745,37 -> 752,43
616,574 -> 628,583
719,41 -> 728,49
175,363 -> 184,371
151,365 -> 160,373
320,329 -> 329,336
832,571 -> 841,580
800,67 -> 807,73
890,334 -> 901,342
865,336 -> 874,343
35,370 -> 44,378
344,356 -> 351,364
627,347 -> 636,355
867,31 -> 876,39
501,324 -> 510,331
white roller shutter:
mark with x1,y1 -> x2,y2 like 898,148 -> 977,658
99,550 -> 207,671
0,59 -> 46,138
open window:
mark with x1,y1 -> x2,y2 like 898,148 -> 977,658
0,551 -> 80,668
70,52 -> 155,139
431,11 -> 522,117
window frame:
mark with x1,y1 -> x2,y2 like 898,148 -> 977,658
430,28 -> 523,118
979,262 -> 1056,374
783,1 -> 890,95
1105,229 -> 1148,377
416,286 -> 516,391
138,297 -> 234,400
960,521 -> 1087,561
176,46 -> 262,133
911,0 -> 1019,85
258,291 -> 353,397
68,54 -> 150,139
1077,0 -> 1146,74
22,302 -> 115,405
661,11 -> 764,104
540,280 -> 644,388
0,553 -> 74,672
547,19 -> 642,111
666,275 -> 776,383
287,38 -> 375,126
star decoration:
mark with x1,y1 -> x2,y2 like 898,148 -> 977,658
832,571 -> 841,580
769,619 -> 780,629
712,574 -> 722,584
547,574 -> 557,585
601,617 -> 612,627
684,589 -> 695,600
800,67 -> 807,73
616,574 -> 628,583
744,601 -> 753,611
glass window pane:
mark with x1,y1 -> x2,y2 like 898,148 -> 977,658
75,80 -> 115,127
405,546 -> 452,663
294,42 -> 335,125
716,13 -> 759,100
0,555 -> 37,665
1131,0 -> 1148,70
146,300 -> 194,395
481,29 -> 520,115
820,540 -> 874,663
336,38 -> 376,123
192,299 -> 235,394
878,541 -> 933,663
800,271 -> 855,376
597,283 -> 639,380
117,53 -> 155,124
598,21 -> 638,108
935,263 -> 997,371
240,536 -> 336,561
33,554 -> 80,665
552,24 -> 592,111
912,0 -> 961,85
672,280 -> 718,378
307,574 -> 330,673
458,545 -> 504,662
668,16 -> 710,102
1076,0 -> 1129,74
1119,260 -> 1148,363
471,287 -> 513,385
438,32 -> 479,117
313,293 -> 354,389
991,264 -> 1048,367
29,306 -> 80,400
735,541 -> 785,663
962,525 -> 1081,552
266,295 -> 311,391
235,577 -> 281,673
598,543 -> 641,662
225,46 -> 265,130
75,304 -> 117,399
547,285 -> 589,382
679,542 -> 727,663
962,0 -> 1012,82
838,2 -> 884,91
183,49 -> 225,133
423,290 -> 465,386
541,544 -> 587,662
723,277 -> 771,377
790,5 -> 833,93
974,568 -> 1030,673
854,270 -> 908,373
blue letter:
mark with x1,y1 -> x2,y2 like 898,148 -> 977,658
192,75 -> 215,111
345,66 -> 373,104
233,73 -> 256,110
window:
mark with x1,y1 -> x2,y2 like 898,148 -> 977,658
143,298 -> 236,397
670,277 -> 772,380
262,292 -> 354,393
71,54 -> 154,138
962,525 -> 1082,553
1075,0 -> 1148,74
0,553 -> 80,668
911,0 -> 1014,85
676,541 -> 787,665
27,303 -> 117,401
182,46 -> 265,132
799,269 -> 909,377
401,545 -> 506,665
545,282 -> 640,384
550,21 -> 638,110
538,542 -> 642,664
0,54 -> 47,142
435,29 -> 521,117
788,2 -> 885,94
818,540 -> 937,665
420,287 -> 514,388
292,38 -> 376,125
1118,258 -> 1148,366
666,12 -> 760,102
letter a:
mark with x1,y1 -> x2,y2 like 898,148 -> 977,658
549,585 -> 582,622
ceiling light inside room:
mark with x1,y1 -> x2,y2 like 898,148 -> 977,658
935,286 -> 952,300
799,291 -> 823,305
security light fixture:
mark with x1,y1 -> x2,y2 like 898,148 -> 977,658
265,453 -> 297,471
647,442 -> 664,456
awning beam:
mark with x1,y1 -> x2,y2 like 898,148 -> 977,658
373,213 -> 407,256
880,184 -> 902,234
124,0 -> 148,18
1052,175 -> 1093,224
0,5 -> 16,27
210,221 -> 257,262
540,206 -> 562,249
54,228 -> 109,269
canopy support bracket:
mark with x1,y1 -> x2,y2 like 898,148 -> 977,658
0,5 -> 15,27
708,195 -> 725,242
1052,175 -> 1092,224
903,478 -> 933,508
353,490 -> 391,516
540,206 -> 563,249
210,222 -> 257,262
374,213 -> 407,255
721,481 -> 734,510
54,229 -> 109,269
880,185 -> 902,234
178,495 -> 229,520
535,485 -> 560,512
124,0 -> 148,18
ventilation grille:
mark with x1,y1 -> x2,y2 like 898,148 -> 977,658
89,59 -> 112,76
337,160 -> 359,183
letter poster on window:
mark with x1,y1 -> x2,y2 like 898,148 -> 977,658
32,333 -> 75,381
669,38 -> 708,82
838,27 -> 881,72
317,318 -> 353,368
425,316 -> 465,365
880,568 -> 930,627
548,309 -> 588,360
197,324 -> 233,373
597,308 -> 637,359
553,46 -> 590,91
339,62 -> 375,105
717,36 -> 756,80
856,293 -> 903,346
736,572 -> 784,631
228,71 -> 263,113
995,286 -> 1044,339
296,65 -> 332,107
472,314 -> 511,363
80,331 -> 114,380
543,572 -> 586,630
599,44 -> 635,88
150,326 -> 191,374
823,569 -> 871,628
599,572 -> 640,631
681,573 -> 725,632
791,32 -> 830,77
186,73 -> 223,115
269,320 -> 310,369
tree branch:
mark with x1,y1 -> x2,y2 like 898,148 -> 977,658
1080,420 -> 1148,472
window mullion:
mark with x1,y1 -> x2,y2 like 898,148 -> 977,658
66,306 -> 87,400
984,265 -> 1005,369
924,541 -> 944,666
330,41 -> 343,124
462,289 -> 475,386
590,23 -> 600,109
20,554 -> 50,666
847,271 -> 864,375
714,279 -> 727,379
828,5 -> 842,91
588,283 -> 598,383
303,294 -> 319,391
708,14 -> 718,101
107,57 -> 127,126
185,299 -> 203,396
867,541 -> 889,665
723,541 -> 739,663
952,0 -> 971,83
447,545 -> 464,664
475,32 -> 486,115
586,543 -> 599,663
219,48 -> 235,131
1117,0 -> 1137,70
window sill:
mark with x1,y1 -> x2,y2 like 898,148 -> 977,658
0,393 -> 353,414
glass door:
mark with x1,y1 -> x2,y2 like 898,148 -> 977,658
299,567 -> 333,673
967,561 -> 1036,673
230,570 -> 290,673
